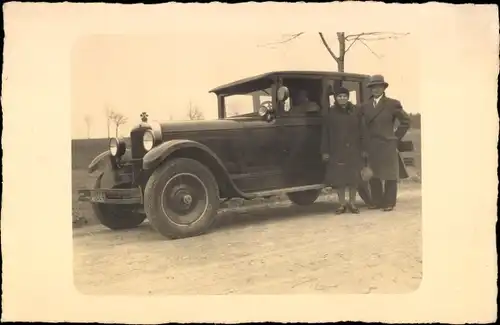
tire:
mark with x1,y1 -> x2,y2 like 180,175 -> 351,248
91,176 -> 146,230
144,157 -> 220,239
287,189 -> 321,206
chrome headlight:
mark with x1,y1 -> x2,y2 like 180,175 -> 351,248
109,138 -> 126,157
258,105 -> 268,117
143,130 -> 154,151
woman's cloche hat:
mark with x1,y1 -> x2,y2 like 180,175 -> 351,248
334,86 -> 350,97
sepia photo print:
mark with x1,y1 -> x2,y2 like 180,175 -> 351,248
3,2 -> 497,323
71,30 -> 422,295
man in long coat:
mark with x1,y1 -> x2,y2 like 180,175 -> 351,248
362,75 -> 411,211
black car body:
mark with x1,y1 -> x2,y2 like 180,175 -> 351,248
78,70 -> 414,239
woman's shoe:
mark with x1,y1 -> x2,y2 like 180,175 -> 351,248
348,203 -> 360,214
383,206 -> 394,212
336,204 -> 347,214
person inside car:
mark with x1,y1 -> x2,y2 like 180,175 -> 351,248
293,89 -> 320,114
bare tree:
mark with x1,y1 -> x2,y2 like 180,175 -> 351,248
259,32 -> 410,72
110,111 -> 128,137
104,105 -> 113,138
187,101 -> 204,120
84,114 -> 92,139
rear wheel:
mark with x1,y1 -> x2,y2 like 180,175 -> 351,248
91,175 -> 146,230
144,158 -> 220,239
287,189 -> 321,206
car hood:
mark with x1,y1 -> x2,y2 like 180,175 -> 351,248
157,119 -> 243,133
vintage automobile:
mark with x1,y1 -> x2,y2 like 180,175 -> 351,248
77,70 -> 414,239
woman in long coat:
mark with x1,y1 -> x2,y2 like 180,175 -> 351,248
321,87 -> 367,214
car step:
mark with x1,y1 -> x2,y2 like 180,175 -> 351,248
247,184 -> 325,198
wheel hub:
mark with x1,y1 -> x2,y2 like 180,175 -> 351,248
182,194 -> 193,205
160,173 -> 209,225
171,187 -> 194,211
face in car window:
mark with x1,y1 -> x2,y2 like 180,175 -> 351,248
296,90 -> 309,104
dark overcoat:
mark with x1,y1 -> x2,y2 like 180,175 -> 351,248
362,95 -> 411,180
321,102 -> 367,187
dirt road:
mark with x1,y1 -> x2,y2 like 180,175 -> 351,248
73,183 -> 422,295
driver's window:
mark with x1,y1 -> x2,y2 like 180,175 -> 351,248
225,95 -> 253,117
225,87 -> 272,117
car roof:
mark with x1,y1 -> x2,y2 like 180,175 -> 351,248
209,70 -> 370,95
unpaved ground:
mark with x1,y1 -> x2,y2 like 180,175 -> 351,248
73,183 -> 422,295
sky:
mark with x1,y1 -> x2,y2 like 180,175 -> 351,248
71,31 -> 420,139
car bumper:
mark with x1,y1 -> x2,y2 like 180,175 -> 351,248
77,187 -> 143,205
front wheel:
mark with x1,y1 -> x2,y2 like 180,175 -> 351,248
92,176 -> 146,230
144,158 -> 220,239
287,189 -> 321,206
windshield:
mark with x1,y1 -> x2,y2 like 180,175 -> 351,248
224,87 -> 272,118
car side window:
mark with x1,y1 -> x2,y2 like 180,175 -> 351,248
225,87 -> 272,117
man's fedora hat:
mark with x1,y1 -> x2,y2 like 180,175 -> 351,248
367,74 -> 389,88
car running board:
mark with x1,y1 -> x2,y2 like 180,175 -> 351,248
246,184 -> 325,198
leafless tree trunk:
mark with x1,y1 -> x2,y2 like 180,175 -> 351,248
259,31 -> 410,72
187,101 -> 204,120
84,115 -> 92,139
104,105 -> 113,138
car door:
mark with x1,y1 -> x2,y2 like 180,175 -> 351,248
273,78 -> 326,187
225,87 -> 287,193
276,110 -> 324,187
235,117 -> 287,192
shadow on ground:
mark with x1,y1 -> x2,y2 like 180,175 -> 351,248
213,200 -> 352,231
73,198 -> 368,241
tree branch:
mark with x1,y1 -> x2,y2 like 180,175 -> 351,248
257,32 -> 305,48
359,39 -> 382,59
318,32 -> 339,62
346,32 -> 410,42
345,32 -> 384,40
344,34 -> 363,55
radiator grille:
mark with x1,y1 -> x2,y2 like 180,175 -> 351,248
130,129 -> 146,159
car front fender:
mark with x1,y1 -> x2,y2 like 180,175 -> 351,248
143,139 -> 222,171
142,139 -> 249,199
88,149 -> 132,174
88,151 -> 111,174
